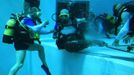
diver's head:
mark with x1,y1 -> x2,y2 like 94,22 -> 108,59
59,9 -> 70,22
29,7 -> 41,18
106,15 -> 116,25
113,3 -> 125,17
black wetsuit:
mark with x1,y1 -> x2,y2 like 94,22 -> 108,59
56,19 -> 89,52
13,17 -> 37,50
13,17 -> 39,50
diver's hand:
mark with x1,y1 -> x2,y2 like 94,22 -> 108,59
92,40 -> 108,47
97,41 -> 108,47
123,36 -> 131,44
45,20 -> 49,25
112,39 -> 119,46
42,20 -> 49,27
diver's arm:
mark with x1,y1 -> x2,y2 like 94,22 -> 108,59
28,21 -> 49,32
115,12 -> 131,40
87,39 -> 107,47
112,12 -> 131,46
115,19 -> 129,40
39,28 -> 54,34
21,20 -> 49,32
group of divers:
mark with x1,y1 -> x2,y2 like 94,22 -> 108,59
2,0 -> 134,75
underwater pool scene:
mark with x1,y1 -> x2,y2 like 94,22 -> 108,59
0,0 -> 134,75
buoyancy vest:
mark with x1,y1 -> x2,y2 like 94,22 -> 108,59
56,18 -> 89,51
57,19 -> 82,40
22,17 -> 41,43
2,14 -> 41,44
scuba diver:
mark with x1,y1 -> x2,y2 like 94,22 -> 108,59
112,1 -> 134,46
54,9 -> 107,52
95,13 -> 116,38
2,7 -> 51,75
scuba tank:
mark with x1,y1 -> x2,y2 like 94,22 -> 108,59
2,13 -> 33,44
2,19 -> 16,44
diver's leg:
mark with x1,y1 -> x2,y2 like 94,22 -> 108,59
28,43 -> 51,75
37,45 -> 51,75
8,50 -> 26,75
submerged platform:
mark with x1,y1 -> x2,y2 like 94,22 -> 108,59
2,38 -> 134,75
34,38 -> 134,75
